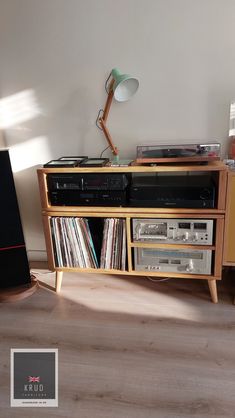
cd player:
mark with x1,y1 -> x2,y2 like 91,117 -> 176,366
47,173 -> 130,206
47,173 -> 129,191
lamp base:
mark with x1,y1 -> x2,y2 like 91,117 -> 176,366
109,158 -> 134,167
111,155 -> 119,163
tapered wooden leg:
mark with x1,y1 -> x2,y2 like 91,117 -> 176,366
55,271 -> 63,293
208,279 -> 218,303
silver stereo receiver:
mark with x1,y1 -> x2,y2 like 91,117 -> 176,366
132,218 -> 213,245
134,248 -> 212,275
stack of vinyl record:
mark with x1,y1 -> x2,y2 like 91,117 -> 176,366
100,218 -> 126,270
50,217 -> 98,268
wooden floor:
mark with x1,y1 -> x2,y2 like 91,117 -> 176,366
0,268 -> 235,418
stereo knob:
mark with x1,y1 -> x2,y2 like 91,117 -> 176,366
183,232 -> 189,241
193,233 -> 199,242
186,259 -> 194,272
200,188 -> 211,200
175,235 -> 183,241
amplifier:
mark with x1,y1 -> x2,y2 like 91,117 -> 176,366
134,247 -> 212,275
47,173 -> 129,191
132,218 -> 213,245
49,190 -> 127,206
130,174 -> 215,208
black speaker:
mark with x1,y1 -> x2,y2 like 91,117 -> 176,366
0,150 -> 31,288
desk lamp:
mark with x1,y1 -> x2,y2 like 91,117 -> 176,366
96,68 -> 139,160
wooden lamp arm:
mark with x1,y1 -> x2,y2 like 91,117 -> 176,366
99,117 -> 118,156
98,79 -> 119,156
103,79 -> 114,122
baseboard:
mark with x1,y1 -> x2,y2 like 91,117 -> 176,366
27,250 -> 48,262
29,260 -> 49,270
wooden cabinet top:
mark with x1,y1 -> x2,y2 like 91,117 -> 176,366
37,160 -> 228,174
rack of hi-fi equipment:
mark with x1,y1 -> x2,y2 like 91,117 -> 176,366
46,170 -> 216,209
37,158 -> 227,303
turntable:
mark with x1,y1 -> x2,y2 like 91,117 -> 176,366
136,142 -> 221,164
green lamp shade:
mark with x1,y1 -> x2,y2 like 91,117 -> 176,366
111,68 -> 139,102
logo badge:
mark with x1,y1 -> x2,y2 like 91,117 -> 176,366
11,349 -> 58,407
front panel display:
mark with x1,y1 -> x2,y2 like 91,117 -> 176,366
134,248 -> 212,275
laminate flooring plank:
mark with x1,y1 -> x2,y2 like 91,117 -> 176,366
0,270 -> 235,418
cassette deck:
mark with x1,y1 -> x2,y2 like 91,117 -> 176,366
132,218 -> 213,245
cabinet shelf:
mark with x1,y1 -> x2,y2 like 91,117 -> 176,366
130,242 -> 216,250
53,266 -> 220,281
41,160 -> 226,174
46,206 -> 225,215
127,270 -> 221,280
53,267 -> 129,274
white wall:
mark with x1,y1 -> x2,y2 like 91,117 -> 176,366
1,0 -> 235,260
0,131 -> 5,148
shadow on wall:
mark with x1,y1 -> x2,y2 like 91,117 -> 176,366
0,85 -> 100,259
0,84 -> 98,157
44,86 -> 97,158
0,90 -> 41,131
